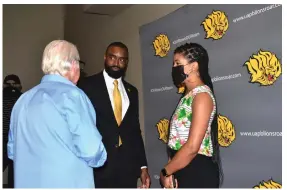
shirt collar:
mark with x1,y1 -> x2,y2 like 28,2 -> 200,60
41,74 -> 75,86
103,69 -> 122,87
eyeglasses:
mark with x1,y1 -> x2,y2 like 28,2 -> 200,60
78,60 -> 85,71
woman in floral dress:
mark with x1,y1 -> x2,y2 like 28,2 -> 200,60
160,42 -> 223,188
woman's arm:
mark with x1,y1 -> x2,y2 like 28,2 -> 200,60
164,92 -> 213,175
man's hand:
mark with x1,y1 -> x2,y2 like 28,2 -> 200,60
140,168 -> 151,188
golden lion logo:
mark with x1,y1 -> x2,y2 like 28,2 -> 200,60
217,114 -> 236,147
245,50 -> 281,86
153,34 -> 170,57
253,179 -> 282,188
156,118 -> 169,143
201,10 -> 229,40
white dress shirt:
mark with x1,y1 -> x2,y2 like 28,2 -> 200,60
103,70 -> 147,170
103,69 -> 129,118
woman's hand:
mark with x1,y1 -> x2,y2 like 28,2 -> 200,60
160,173 -> 178,188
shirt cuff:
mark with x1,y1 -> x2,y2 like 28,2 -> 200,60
141,166 -> 147,169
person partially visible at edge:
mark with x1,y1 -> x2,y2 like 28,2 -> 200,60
78,42 -> 151,188
160,42 -> 223,188
3,74 -> 22,188
7,40 -> 107,188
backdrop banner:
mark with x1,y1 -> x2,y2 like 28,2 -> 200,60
139,4 -> 282,188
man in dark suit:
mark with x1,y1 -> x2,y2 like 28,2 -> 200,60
78,42 -> 150,188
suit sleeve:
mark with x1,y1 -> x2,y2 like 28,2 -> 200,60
63,89 -> 107,168
134,89 -> 148,167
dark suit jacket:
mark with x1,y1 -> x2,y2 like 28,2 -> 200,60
78,71 -> 147,180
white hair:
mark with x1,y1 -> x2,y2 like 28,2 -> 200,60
42,40 -> 80,76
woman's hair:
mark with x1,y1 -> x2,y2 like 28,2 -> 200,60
174,42 -> 224,186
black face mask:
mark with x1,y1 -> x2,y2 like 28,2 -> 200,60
172,65 -> 188,86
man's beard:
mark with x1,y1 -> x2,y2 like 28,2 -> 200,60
105,63 -> 126,79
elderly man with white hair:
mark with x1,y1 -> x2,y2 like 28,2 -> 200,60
7,40 -> 107,188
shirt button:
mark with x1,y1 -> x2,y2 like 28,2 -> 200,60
115,144 -> 119,148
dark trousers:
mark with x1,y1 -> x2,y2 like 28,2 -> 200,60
3,153 -> 14,188
170,148 -> 219,188
94,146 -> 139,188
95,174 -> 138,188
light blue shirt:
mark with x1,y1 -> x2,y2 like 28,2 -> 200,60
7,74 -> 107,188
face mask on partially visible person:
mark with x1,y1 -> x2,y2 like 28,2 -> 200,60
3,74 -> 22,92
172,64 -> 189,86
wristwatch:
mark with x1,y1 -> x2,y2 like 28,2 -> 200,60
161,168 -> 170,177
